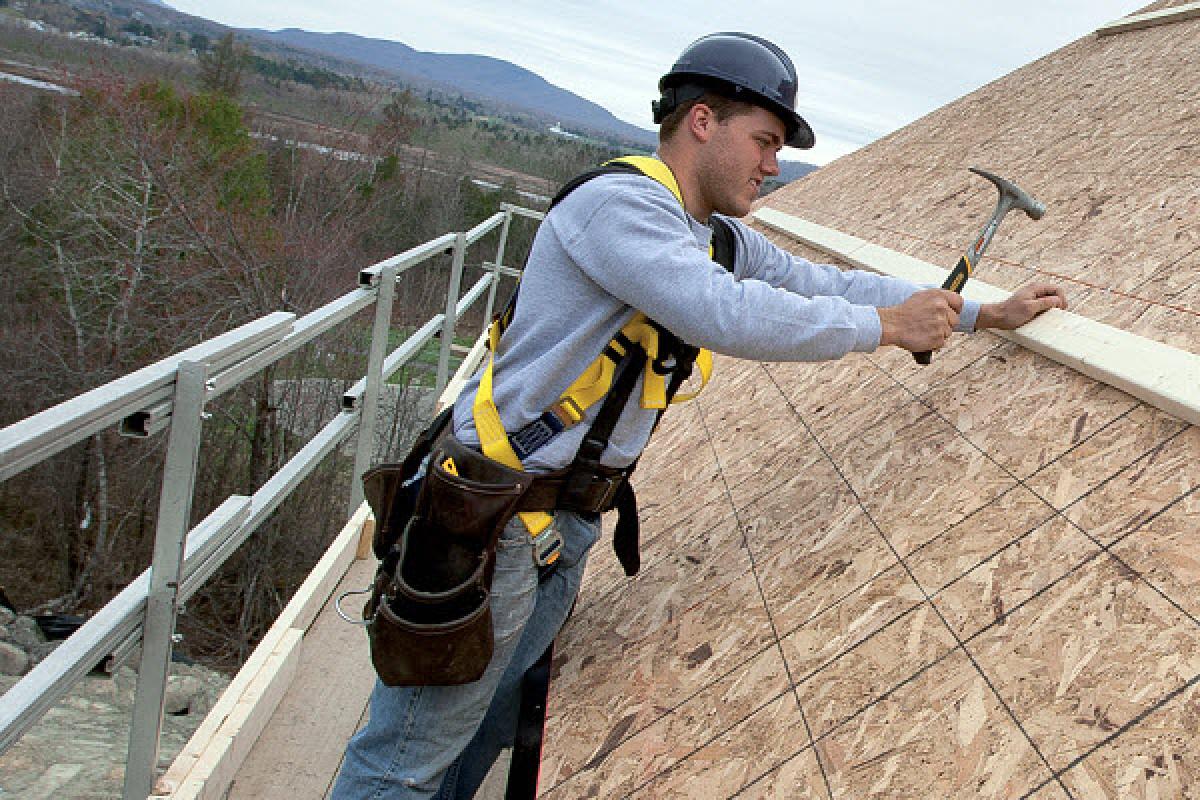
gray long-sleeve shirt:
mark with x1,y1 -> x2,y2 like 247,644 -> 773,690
452,169 -> 980,472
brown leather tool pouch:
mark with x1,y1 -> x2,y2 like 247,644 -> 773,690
363,433 -> 532,686
363,407 -> 452,560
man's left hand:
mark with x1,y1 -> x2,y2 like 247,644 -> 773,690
977,283 -> 1067,331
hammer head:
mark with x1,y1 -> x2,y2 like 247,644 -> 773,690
969,167 -> 1046,220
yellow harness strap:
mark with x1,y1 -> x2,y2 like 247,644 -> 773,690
473,156 -> 718,540
548,156 -> 713,412
611,156 -> 683,204
473,344 -> 556,539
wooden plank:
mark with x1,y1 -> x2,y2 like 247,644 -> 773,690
155,503 -> 371,798
355,515 -> 376,561
217,630 -> 304,792
1096,1 -> 1200,35
153,638 -> 284,796
226,559 -> 378,800
165,629 -> 302,800
158,734 -> 233,800
751,207 -> 1200,427
320,701 -> 372,799
437,329 -> 490,412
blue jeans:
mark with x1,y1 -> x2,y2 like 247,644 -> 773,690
331,511 -> 601,800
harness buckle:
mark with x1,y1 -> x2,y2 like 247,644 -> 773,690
550,397 -> 585,425
531,522 -> 563,567
593,474 -> 625,510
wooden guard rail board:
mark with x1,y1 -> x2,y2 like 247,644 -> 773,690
1096,2 -> 1200,36
751,207 -> 1200,428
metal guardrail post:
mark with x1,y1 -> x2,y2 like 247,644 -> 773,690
484,208 -> 513,325
0,205 -> 546,778
122,360 -> 209,800
349,264 -> 398,513
435,232 -> 468,396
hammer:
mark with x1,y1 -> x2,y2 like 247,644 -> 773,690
914,167 -> 1046,365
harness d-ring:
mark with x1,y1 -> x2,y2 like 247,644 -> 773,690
335,586 -> 375,625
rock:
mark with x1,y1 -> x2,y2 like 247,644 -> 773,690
0,640 -> 30,675
10,615 -> 45,650
0,606 -> 15,626
164,675 -> 205,715
29,639 -> 62,665
0,662 -> 229,798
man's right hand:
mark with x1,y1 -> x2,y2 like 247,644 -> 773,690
877,289 -> 963,352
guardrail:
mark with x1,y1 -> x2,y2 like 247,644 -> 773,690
0,202 -> 543,800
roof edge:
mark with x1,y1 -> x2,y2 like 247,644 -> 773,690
1095,1 -> 1200,36
752,207 -> 1200,427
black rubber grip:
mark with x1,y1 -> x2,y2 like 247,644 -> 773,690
914,256 -> 971,366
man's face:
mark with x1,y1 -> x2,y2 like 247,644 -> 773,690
696,105 -> 785,219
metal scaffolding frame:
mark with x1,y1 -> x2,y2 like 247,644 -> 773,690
0,203 -> 540,799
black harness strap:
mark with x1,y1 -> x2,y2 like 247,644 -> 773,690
506,179 -> 739,800
711,214 -> 737,271
548,162 -> 645,208
497,163 -> 741,576
608,216 -> 736,576
505,641 -> 554,800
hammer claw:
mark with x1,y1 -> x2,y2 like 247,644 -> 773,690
968,167 -> 1046,220
913,167 -> 1046,365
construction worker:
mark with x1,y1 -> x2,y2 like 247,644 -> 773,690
332,31 -> 1066,799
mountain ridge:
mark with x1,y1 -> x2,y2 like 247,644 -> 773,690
245,27 -> 659,148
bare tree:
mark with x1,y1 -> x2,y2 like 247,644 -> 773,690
0,65 -> 534,662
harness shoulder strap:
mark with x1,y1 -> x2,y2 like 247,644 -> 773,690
498,157 -> 684,330
548,161 -> 645,208
605,156 -> 684,205
710,215 -> 737,272
473,157 -> 738,561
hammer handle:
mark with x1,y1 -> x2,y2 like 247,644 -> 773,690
912,255 -> 971,365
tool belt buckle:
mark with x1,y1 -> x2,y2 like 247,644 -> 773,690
531,523 -> 563,567
593,474 -> 624,510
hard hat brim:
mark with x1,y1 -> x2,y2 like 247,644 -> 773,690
771,102 -> 815,150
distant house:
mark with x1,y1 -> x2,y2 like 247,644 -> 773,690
548,122 -> 581,140
119,32 -> 156,46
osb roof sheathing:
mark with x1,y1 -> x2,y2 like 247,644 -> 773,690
540,4 -> 1200,798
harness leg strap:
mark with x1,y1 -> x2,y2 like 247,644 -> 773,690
611,481 -> 640,577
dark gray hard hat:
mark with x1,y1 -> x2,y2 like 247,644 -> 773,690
653,32 -> 815,149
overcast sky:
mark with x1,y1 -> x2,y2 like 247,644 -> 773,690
166,1 -> 1148,165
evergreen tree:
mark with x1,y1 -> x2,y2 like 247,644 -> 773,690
198,32 -> 248,97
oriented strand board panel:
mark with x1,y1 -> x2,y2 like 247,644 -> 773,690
540,2 -> 1200,796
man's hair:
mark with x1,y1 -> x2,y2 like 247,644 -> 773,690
658,90 -> 758,143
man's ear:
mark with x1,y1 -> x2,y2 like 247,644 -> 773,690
687,103 -> 716,143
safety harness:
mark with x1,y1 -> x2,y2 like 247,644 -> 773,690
472,156 -> 737,576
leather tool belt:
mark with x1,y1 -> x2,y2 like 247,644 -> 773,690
363,433 -> 531,686
361,426 -> 630,687
519,465 -> 629,514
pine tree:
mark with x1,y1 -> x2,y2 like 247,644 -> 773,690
198,32 -> 247,97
